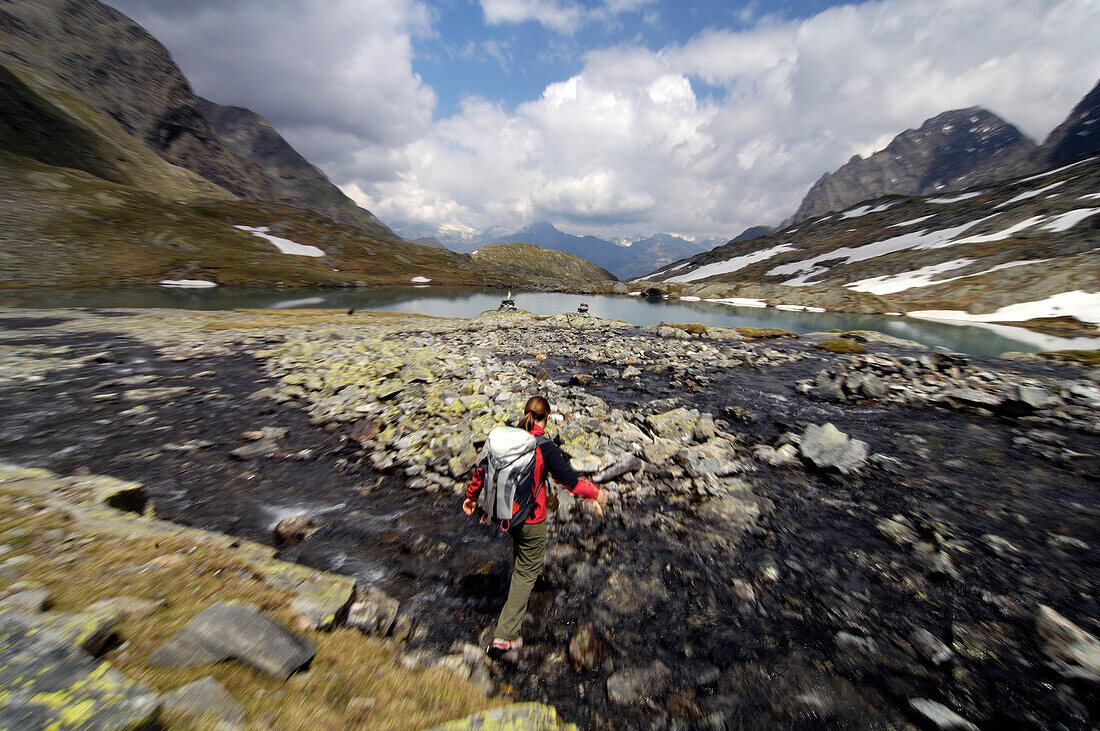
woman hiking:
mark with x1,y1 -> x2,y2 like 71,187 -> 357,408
462,395 -> 608,660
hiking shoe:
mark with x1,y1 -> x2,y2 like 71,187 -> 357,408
486,637 -> 522,662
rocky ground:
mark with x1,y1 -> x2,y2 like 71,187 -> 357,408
1,306 -> 1098,729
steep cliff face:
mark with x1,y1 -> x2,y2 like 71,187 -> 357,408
0,0 -> 278,199
1040,78 -> 1100,167
792,108 -> 1038,223
199,99 -> 396,238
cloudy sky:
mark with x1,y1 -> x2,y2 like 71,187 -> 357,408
105,0 -> 1100,242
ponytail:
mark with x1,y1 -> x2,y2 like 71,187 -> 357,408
518,395 -> 551,432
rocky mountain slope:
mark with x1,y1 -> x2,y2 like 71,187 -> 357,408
0,0 -> 275,200
0,0 -> 615,290
471,243 -> 616,286
1041,78 -> 1100,168
791,108 -> 1038,224
199,98 -> 395,238
644,153 -> 1100,325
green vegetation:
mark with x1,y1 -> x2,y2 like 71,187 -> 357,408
661,322 -> 709,336
0,491 -> 502,729
1038,350 -> 1100,367
815,338 -> 867,354
735,327 -> 798,340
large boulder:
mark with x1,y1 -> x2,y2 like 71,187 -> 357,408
151,602 -> 315,679
799,423 -> 869,474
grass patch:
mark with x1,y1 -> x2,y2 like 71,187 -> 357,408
661,322 -> 708,336
1038,350 -> 1100,367
735,327 -> 798,340
0,492 -> 501,729
815,338 -> 867,354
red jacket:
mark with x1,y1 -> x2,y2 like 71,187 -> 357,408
466,424 -> 599,524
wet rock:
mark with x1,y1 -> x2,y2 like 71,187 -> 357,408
908,628 -> 954,666
1035,605 -> 1100,684
908,698 -> 978,730
570,373 -> 593,386
876,516 -> 919,548
799,423 -> 868,474
275,515 -> 319,544
568,621 -> 603,670
162,676 -> 245,725
944,388 -> 1003,409
230,439 -> 281,460
151,601 -> 315,679
606,661 -> 671,705
753,444 -> 800,467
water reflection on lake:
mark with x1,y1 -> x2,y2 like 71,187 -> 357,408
1,286 -> 1095,357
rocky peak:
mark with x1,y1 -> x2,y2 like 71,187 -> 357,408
0,0 -> 274,200
199,99 -> 395,237
1040,77 -> 1100,167
791,107 -> 1037,223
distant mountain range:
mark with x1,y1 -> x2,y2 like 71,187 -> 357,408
416,222 -> 715,280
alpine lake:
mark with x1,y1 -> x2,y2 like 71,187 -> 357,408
1,285 -> 1096,357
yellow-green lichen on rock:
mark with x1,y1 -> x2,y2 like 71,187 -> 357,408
428,702 -> 577,731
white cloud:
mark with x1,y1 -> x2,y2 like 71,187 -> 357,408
480,0 -> 584,33
366,0 -> 1100,241
105,0 -> 436,175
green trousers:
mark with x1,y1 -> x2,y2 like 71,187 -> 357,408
494,520 -> 548,641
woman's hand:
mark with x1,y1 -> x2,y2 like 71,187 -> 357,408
462,497 -> 478,516
593,488 -> 608,517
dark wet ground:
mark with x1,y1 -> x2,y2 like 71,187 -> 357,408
2,317 -> 1099,729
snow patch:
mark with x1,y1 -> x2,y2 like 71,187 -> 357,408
1017,156 -> 1094,184
411,276 -> 432,283
847,259 -> 975,295
678,296 -> 701,301
994,179 -> 1067,208
890,215 -> 934,228
909,290 -> 1100,327
271,296 -> 325,309
769,218 -> 993,286
928,191 -> 981,204
1041,208 -> 1100,232
841,202 -> 894,219
159,279 -> 217,288
1080,193 -> 1100,201
234,225 -> 325,257
628,291 -> 642,296
667,243 -> 797,283
704,297 -> 768,309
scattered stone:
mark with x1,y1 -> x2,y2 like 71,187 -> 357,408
427,703 -> 571,731
151,602 -> 315,679
909,628 -> 954,666
606,661 -> 671,705
162,676 -> 245,725
592,454 -> 643,483
275,515 -> 319,544
568,621 -> 602,670
347,587 -> 401,637
86,596 -> 166,620
799,423 -> 869,474
908,699 -> 979,730
1035,605 -> 1100,684
0,608 -> 158,730
0,586 -> 51,612
289,577 -> 356,631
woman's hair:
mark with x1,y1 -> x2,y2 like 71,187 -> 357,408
518,395 -> 551,432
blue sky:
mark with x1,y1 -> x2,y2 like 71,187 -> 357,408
107,0 -> 1100,242
415,0 -> 843,118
